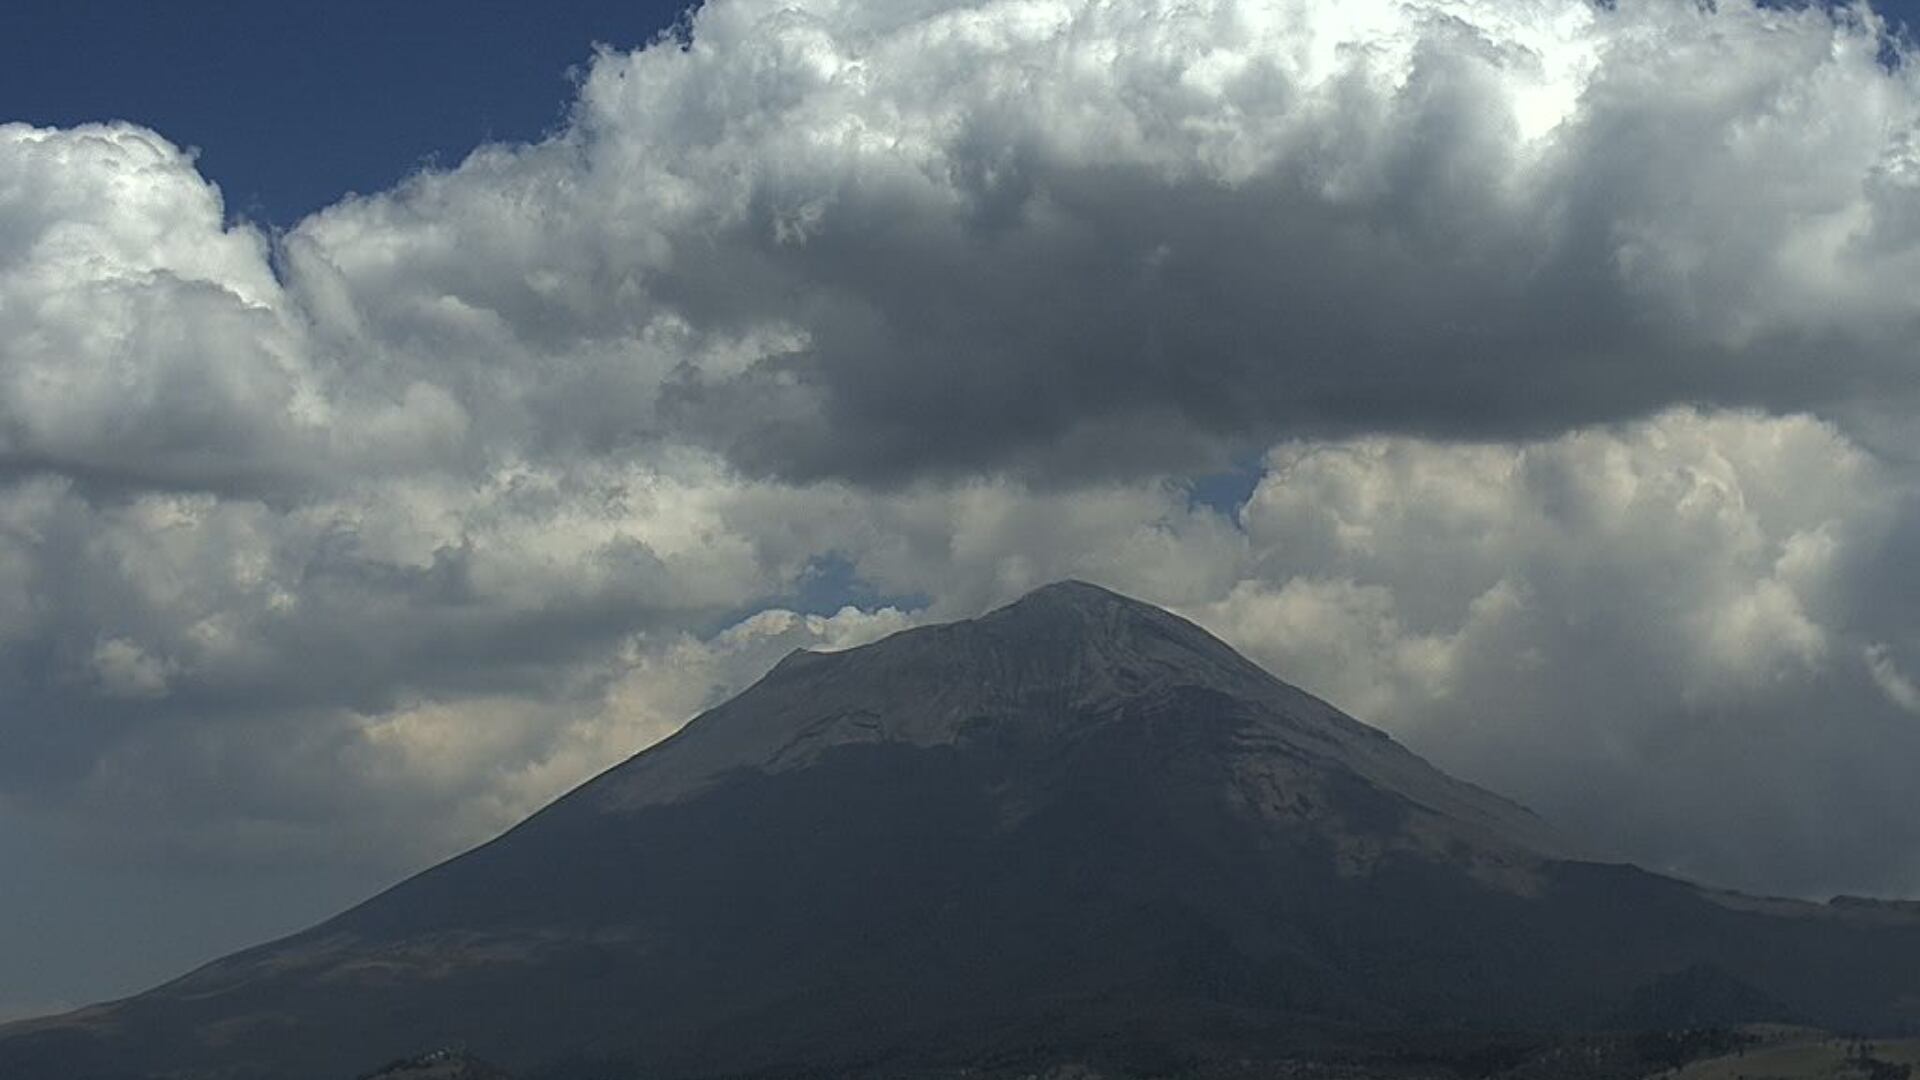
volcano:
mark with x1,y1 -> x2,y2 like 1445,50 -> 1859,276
6,581 -> 1920,1079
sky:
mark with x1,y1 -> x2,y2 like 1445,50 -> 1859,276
7,0 -> 1920,1022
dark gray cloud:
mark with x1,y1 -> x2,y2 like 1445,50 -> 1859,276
284,0 -> 1920,484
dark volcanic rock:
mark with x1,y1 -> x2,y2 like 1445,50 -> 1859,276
5,582 -> 1920,1080
359,1049 -> 512,1080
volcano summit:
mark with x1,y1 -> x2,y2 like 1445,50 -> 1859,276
5,582 -> 1919,1079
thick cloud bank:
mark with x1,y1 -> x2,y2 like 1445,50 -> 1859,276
6,0 -> 1920,1015
294,0 -> 1920,481
1196,410 -> 1920,897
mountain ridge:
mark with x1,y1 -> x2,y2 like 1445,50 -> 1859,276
588,580 -> 1567,870
6,581 -> 1920,1080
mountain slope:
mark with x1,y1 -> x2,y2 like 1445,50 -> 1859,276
5,582 -> 1920,1080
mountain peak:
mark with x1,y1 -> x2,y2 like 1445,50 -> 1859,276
589,581 -> 1292,811
999,578 -> 1139,609
976,579 -> 1210,645
772,580 -> 1160,666
577,580 -> 1575,874
586,579 -> 1552,848
796,579 -> 1280,712
782,580 -> 1250,683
